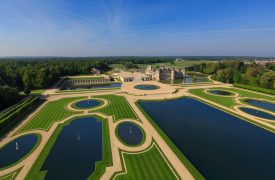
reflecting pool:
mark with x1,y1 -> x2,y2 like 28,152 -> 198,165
208,90 -> 232,96
117,122 -> 143,146
75,100 -> 101,109
244,99 -> 275,112
40,117 -> 102,179
139,98 -> 275,179
134,84 -> 159,90
0,134 -> 38,169
184,77 -> 210,83
160,77 -> 209,84
240,107 -> 275,120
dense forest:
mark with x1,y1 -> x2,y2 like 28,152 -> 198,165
187,61 -> 275,89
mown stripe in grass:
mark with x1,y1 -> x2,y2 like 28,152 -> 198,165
19,97 -> 84,133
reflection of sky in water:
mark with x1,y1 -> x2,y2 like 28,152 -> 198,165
140,98 -> 275,179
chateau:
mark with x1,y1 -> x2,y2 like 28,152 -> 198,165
145,65 -> 185,81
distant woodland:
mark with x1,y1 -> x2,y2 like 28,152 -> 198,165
187,61 -> 275,90
0,57 -> 274,110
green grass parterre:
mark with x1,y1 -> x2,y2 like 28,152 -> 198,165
114,143 -> 178,180
94,95 -> 137,121
190,89 -> 236,108
225,87 -> 275,101
19,97 -> 84,133
189,87 -> 275,109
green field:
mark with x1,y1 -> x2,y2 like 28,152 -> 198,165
115,144 -> 178,180
189,87 -> 275,109
225,87 -> 275,101
189,89 -> 236,108
94,95 -> 137,121
19,97 -> 84,133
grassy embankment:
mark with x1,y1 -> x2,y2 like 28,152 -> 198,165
0,96 -> 42,138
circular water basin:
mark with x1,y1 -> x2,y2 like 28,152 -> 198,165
239,107 -> 275,120
208,90 -> 233,96
244,99 -> 275,112
116,122 -> 144,146
0,134 -> 39,169
75,99 -> 101,109
134,84 -> 160,90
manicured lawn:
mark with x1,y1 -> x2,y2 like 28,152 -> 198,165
225,87 -> 275,101
190,87 -> 275,109
189,89 -> 236,108
18,97 -> 84,133
31,89 -> 46,95
115,144 -> 178,180
94,95 -> 137,121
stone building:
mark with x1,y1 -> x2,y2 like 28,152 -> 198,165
117,71 -> 152,82
145,65 -> 185,81
91,68 -> 100,75
63,76 -> 110,86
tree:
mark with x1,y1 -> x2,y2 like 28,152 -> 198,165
0,85 -> 20,110
233,69 -> 241,83
24,85 -> 31,95
260,72 -> 275,89
216,70 -> 226,82
224,68 -> 233,83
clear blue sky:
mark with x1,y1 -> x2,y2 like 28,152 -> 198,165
0,0 -> 275,57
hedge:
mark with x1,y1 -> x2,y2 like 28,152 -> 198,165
0,96 -> 40,131
233,83 -> 275,95
0,97 -> 34,119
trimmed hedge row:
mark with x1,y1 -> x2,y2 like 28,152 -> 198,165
0,96 -> 40,131
233,83 -> 275,95
0,97 -> 33,119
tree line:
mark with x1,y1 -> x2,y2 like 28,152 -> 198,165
187,61 -> 275,89
0,57 -> 175,110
